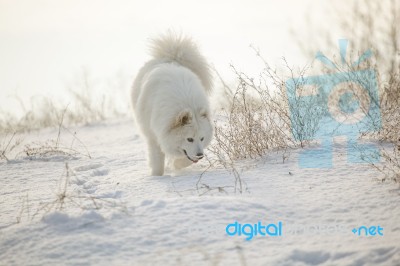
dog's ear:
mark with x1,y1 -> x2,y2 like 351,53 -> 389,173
172,109 -> 192,128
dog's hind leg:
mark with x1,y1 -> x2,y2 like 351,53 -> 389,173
148,141 -> 165,176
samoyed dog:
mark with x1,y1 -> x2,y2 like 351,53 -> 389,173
131,33 -> 213,176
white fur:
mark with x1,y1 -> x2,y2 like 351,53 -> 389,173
131,33 -> 213,176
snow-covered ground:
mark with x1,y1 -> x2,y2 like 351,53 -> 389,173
1,118 -> 399,265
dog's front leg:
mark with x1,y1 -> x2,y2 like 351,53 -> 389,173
148,141 -> 165,176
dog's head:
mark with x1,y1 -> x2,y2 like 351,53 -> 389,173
167,108 -> 213,163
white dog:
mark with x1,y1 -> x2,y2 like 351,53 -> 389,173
131,33 -> 213,176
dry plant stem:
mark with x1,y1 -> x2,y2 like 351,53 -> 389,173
0,132 -> 16,161
63,126 -> 92,159
56,105 -> 69,148
28,163 -> 127,222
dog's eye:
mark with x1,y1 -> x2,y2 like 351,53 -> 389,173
200,137 -> 204,141
187,138 -> 194,142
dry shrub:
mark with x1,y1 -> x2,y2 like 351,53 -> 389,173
373,73 -> 400,183
205,53 -> 324,193
209,52 -> 320,162
378,73 -> 400,143
380,144 -> 400,183
21,139 -> 90,160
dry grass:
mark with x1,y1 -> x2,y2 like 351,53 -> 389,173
209,60 -> 294,162
374,74 -> 400,183
0,106 -> 92,162
205,52 -> 322,193
1,131 -> 90,162
0,132 -> 23,162
34,163 -> 125,216
377,73 -> 400,143
14,162 -> 127,224
379,145 -> 400,183
0,68 -> 127,161
20,139 -> 90,160
0,68 -> 129,134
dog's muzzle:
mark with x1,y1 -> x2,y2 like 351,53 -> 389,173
183,150 -> 203,163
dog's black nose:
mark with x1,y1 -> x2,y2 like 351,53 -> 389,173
196,153 -> 204,159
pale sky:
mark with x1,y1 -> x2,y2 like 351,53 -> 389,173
0,0 -> 344,115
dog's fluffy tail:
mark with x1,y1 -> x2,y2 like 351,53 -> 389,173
149,32 -> 212,93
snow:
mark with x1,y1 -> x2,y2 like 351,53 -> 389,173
1,118 -> 399,265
